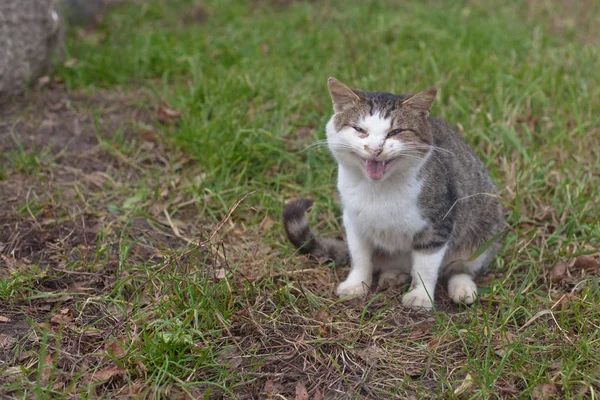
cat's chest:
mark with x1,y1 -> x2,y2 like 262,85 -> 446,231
339,171 -> 427,250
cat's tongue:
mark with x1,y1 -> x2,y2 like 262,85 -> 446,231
366,160 -> 385,180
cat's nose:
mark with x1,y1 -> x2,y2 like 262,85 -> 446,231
363,145 -> 383,158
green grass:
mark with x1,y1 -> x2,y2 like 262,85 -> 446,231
1,0 -> 599,398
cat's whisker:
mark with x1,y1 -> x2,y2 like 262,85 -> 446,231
300,140 -> 332,153
401,145 -> 453,156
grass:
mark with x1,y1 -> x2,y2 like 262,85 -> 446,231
1,0 -> 599,398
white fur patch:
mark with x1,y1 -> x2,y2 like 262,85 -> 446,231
447,274 -> 478,304
359,113 -> 390,146
402,245 -> 447,309
337,166 -> 427,252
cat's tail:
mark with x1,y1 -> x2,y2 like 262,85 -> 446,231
283,199 -> 349,265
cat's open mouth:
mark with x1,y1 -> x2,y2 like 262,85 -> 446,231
361,158 -> 397,180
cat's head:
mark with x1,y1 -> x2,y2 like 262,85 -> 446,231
325,77 -> 436,181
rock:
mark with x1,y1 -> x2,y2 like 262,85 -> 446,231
0,0 -> 63,99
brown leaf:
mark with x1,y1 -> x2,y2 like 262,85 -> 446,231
40,353 -> 53,385
263,379 -> 284,395
106,340 -> 125,358
574,255 -> 598,271
532,383 -> 559,399
157,106 -> 182,124
549,261 -> 567,283
37,76 -> 51,87
313,388 -> 324,400
50,308 -> 74,325
258,216 -> 274,231
90,365 -> 125,382
295,381 -> 309,400
498,385 -> 519,395
0,334 -> 17,349
0,315 -> 10,323
219,347 -> 242,369
140,129 -> 159,143
37,322 -> 50,330
214,268 -> 226,280
427,337 -> 441,349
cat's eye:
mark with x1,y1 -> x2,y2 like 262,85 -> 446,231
387,129 -> 404,138
353,126 -> 366,134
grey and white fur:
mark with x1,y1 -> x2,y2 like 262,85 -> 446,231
284,78 -> 504,309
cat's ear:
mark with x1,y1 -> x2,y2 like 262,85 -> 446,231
402,88 -> 437,114
327,77 -> 364,113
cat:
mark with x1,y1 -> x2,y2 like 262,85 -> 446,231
283,77 -> 504,309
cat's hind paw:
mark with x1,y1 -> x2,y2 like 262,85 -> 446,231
402,287 -> 434,309
336,279 -> 370,298
448,274 -> 478,305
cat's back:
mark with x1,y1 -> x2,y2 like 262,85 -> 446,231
418,117 -> 503,246
424,117 -> 497,194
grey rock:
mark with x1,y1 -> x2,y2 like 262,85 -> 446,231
0,0 -> 63,99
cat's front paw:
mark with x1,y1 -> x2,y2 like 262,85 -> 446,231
448,274 -> 478,305
402,287 -> 434,309
336,279 -> 370,298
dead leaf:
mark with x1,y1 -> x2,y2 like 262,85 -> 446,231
219,347 -> 242,369
405,363 -> 424,377
498,385 -> 519,395
44,295 -> 74,304
549,261 -> 567,283
50,308 -> 74,325
18,350 -> 36,362
37,76 -> 51,87
0,315 -> 10,322
358,345 -> 384,365
427,337 -> 442,349
258,216 -> 274,231
140,129 -> 159,143
64,58 -> 78,68
37,322 -> 50,330
313,388 -> 324,400
0,334 -> 17,349
574,255 -> 598,271
295,381 -> 309,400
260,43 -> 269,54
215,268 -> 226,280
40,353 -> 53,385
90,365 -> 125,382
318,325 -> 330,337
454,373 -> 475,396
264,164 -> 280,177
157,106 -> 182,124
263,379 -> 284,395
1,255 -> 27,271
532,383 -> 559,399
107,340 -> 125,358
407,330 -> 427,340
